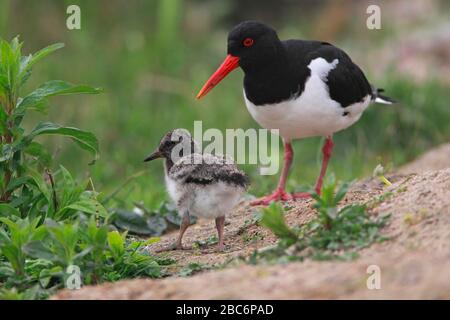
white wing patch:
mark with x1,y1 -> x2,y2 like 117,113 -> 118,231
307,58 -> 339,81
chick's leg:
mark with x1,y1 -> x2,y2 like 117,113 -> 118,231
175,211 -> 191,249
155,211 -> 190,252
215,216 -> 226,251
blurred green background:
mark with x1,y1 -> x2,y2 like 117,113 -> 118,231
1,0 -> 449,211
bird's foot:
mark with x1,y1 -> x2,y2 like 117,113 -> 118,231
291,191 -> 312,200
250,189 -> 292,206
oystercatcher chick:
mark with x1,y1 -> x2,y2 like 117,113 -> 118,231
144,129 -> 249,251
197,21 -> 395,206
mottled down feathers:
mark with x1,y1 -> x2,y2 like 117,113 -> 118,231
169,153 -> 249,189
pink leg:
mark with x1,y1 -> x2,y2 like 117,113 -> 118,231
314,136 -> 334,194
251,140 -> 294,206
215,216 -> 226,251
292,136 -> 334,199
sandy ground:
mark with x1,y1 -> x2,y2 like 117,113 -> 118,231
399,142 -> 450,174
53,144 -> 450,299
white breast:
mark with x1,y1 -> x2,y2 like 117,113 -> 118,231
244,57 -> 371,140
188,182 -> 244,219
165,173 -> 244,220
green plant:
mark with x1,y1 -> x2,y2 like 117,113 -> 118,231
259,203 -> 298,246
0,215 -> 166,298
178,262 -> 211,277
372,164 -> 392,186
0,37 -> 102,217
0,217 -> 46,276
255,176 -> 390,263
0,37 -> 171,299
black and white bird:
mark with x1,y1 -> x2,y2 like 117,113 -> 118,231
197,21 -> 395,206
144,129 -> 249,251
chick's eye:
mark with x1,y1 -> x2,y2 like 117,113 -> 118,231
243,37 -> 254,47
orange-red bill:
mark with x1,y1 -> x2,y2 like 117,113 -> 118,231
196,54 -> 240,99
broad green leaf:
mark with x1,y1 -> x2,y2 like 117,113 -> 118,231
24,141 -> 52,166
59,165 -> 75,189
65,198 -> 108,217
18,43 -> 64,81
0,244 -> 23,275
73,247 -> 93,261
0,144 -> 14,162
260,203 -> 297,245
6,176 -> 33,192
114,209 -> 162,235
27,168 -> 51,203
147,215 -> 168,236
335,182 -> 350,204
22,241 -> 55,261
38,266 -> 63,288
0,204 -> 20,217
0,73 -> 8,93
0,106 -> 7,134
142,237 -> 160,246
0,37 -> 22,94
16,80 -> 102,111
107,231 -> 125,258
24,122 -> 99,163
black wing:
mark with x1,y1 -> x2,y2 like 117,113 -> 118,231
169,154 -> 249,188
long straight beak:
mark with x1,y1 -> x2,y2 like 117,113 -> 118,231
196,54 -> 240,99
143,150 -> 163,162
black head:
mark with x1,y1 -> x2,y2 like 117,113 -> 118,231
196,21 -> 282,99
144,129 -> 197,163
227,21 -> 281,72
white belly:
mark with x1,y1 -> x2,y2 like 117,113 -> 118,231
244,57 -> 371,140
165,175 -> 243,219
188,182 -> 243,219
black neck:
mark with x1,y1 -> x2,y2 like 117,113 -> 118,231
243,63 -> 300,105
242,43 -> 309,106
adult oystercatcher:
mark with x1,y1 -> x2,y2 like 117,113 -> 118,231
144,129 -> 249,251
197,21 -> 394,206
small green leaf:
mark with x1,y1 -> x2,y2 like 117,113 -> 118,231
38,266 -> 63,288
23,241 -> 55,261
27,168 -> 51,204
113,209 -> 167,236
260,203 -> 297,245
65,198 -> 108,217
24,141 -> 52,166
0,144 -> 14,162
0,204 -> 20,217
142,237 -> 160,246
24,122 -> 99,163
334,182 -> 350,204
147,216 -> 168,236
107,231 -> 125,258
16,80 -> 102,111
18,43 -> 64,81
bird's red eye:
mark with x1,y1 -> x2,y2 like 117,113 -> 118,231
243,37 -> 254,47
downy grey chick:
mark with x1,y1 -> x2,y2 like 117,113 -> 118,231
144,129 -> 249,251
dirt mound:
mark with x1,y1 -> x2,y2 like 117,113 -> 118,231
52,250 -> 450,299
399,142 -> 450,174
53,167 -> 450,299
